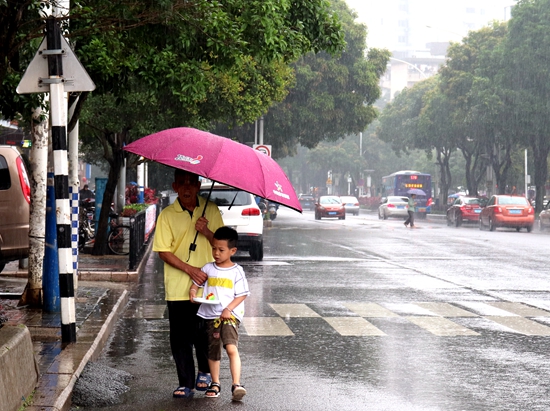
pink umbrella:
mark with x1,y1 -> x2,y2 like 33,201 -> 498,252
124,127 -> 302,212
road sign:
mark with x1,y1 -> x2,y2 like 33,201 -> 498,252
254,144 -> 272,157
17,35 -> 96,94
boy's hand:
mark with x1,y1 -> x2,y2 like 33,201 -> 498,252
220,308 -> 233,321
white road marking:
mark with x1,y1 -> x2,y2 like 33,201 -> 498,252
269,303 -> 321,318
242,317 -> 294,336
324,317 -> 386,336
405,316 -> 479,336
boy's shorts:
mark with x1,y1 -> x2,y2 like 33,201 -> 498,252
206,318 -> 240,361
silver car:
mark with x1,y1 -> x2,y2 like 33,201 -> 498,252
378,196 -> 409,220
340,196 -> 360,216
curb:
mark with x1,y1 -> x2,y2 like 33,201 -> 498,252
26,288 -> 130,411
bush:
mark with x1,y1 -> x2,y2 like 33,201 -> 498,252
121,203 -> 149,217
359,195 -> 381,210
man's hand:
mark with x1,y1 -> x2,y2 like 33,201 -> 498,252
188,266 -> 207,285
195,216 -> 209,235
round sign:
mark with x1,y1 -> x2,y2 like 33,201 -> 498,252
254,145 -> 271,157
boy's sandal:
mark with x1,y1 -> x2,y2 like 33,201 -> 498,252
206,382 -> 221,398
195,372 -> 211,391
231,384 -> 246,401
173,386 -> 194,398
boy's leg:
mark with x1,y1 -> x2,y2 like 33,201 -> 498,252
207,359 -> 221,390
226,344 -> 242,385
205,319 -> 222,397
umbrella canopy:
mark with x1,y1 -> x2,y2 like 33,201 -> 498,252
407,188 -> 426,196
124,127 -> 302,212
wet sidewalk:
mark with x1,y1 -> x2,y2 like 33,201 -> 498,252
0,249 -> 149,411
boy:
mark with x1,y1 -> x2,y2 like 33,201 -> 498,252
190,226 -> 250,401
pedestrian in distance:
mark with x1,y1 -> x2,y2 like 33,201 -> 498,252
404,193 -> 416,228
79,184 -> 94,200
190,226 -> 250,401
153,169 -> 225,399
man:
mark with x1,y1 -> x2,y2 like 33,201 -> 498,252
153,170 -> 224,398
79,184 -> 94,200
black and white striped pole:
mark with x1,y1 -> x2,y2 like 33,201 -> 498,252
46,17 -> 75,343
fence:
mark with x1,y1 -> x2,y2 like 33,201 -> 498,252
127,204 -> 160,270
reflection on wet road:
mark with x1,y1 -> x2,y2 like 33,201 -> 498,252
78,209 -> 550,411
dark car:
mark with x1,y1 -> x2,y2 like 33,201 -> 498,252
315,196 -> 345,220
298,194 -> 315,211
446,196 -> 482,227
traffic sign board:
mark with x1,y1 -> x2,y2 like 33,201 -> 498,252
254,144 -> 272,157
17,35 -> 96,94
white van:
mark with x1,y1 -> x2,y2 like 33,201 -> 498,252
199,183 -> 264,261
0,146 -> 30,273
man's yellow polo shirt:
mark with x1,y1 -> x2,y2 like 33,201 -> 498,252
153,196 -> 224,301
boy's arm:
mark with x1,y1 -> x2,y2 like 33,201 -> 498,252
220,295 -> 247,320
189,283 -> 200,303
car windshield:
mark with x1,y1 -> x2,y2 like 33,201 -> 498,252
497,196 -> 528,206
199,189 -> 251,206
320,197 -> 341,204
464,198 -> 481,205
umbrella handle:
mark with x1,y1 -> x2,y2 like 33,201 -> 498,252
188,181 -> 214,255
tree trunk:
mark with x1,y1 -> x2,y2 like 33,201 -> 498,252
532,145 -> 549,213
21,107 -> 48,307
92,131 -> 127,255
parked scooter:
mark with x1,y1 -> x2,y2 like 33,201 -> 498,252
78,199 -> 96,250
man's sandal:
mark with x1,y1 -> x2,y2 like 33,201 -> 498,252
206,382 -> 221,398
195,372 -> 211,391
231,384 -> 246,401
173,386 -> 194,398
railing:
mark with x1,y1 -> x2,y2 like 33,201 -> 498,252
127,204 -> 159,270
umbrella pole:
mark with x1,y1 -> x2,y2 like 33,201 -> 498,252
188,181 -> 214,254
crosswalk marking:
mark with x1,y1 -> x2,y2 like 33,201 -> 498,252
243,317 -> 294,336
405,316 -> 480,336
414,302 -> 478,317
324,317 -> 386,336
122,301 -> 550,337
485,316 -> 550,336
454,302 -> 519,316
345,303 -> 399,318
486,302 -> 550,317
269,303 -> 321,318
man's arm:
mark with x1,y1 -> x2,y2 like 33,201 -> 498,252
158,251 -> 207,285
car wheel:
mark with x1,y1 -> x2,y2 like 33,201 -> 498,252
455,216 -> 462,227
249,241 -> 264,261
489,217 -> 496,231
527,225 -> 533,233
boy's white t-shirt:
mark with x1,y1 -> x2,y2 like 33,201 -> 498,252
196,262 -> 250,322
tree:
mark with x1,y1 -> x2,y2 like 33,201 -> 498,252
213,0 -> 390,158
72,0 -> 346,254
501,0 -> 550,211
439,22 -> 513,197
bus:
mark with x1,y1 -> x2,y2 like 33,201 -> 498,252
381,170 -> 432,217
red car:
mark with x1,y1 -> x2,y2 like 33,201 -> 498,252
479,195 -> 534,232
446,196 -> 482,227
315,196 -> 346,220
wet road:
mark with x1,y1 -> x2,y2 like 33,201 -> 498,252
77,209 -> 550,411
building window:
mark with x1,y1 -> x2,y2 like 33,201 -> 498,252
398,36 -> 406,43
398,20 -> 408,27
466,7 -> 475,13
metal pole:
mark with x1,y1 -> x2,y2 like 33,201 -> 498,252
68,99 -> 79,291
524,149 -> 528,198
47,17 -> 76,343
259,116 -> 264,145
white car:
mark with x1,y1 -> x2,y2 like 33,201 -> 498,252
199,183 -> 264,260
378,196 -> 409,220
339,196 -> 360,216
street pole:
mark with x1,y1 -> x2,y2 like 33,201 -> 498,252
524,149 -> 528,198
46,17 -> 76,343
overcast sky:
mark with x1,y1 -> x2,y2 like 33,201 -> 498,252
344,0 -> 516,51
